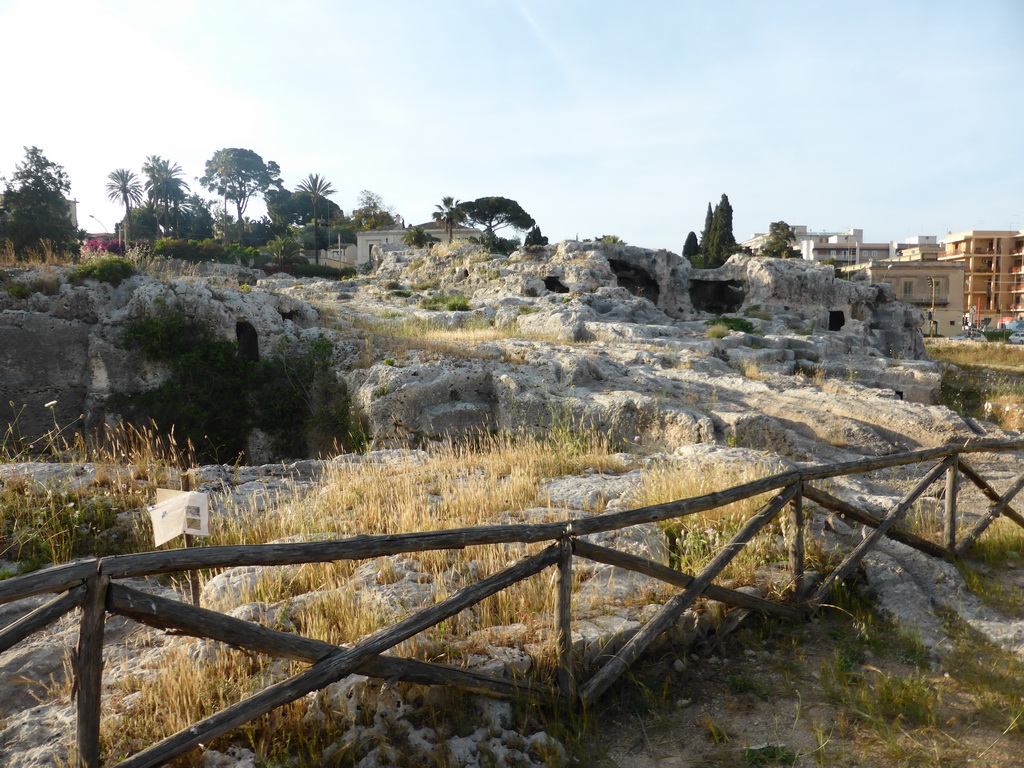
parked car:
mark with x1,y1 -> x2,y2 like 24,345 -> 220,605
950,331 -> 987,341
1008,332 -> 1024,345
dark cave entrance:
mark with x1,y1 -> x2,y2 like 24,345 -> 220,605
544,276 -> 570,293
609,259 -> 660,304
236,321 -> 260,362
828,311 -> 846,331
689,279 -> 746,314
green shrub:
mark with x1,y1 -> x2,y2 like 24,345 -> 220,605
122,309 -> 364,463
7,284 -> 31,299
293,263 -> 356,279
224,243 -> 261,265
196,240 -> 228,262
422,293 -> 470,311
68,256 -> 136,287
153,238 -> 237,264
153,238 -> 197,261
705,316 -> 757,334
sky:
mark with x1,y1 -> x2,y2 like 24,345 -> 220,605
1,0 -> 1022,250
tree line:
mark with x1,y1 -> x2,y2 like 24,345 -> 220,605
0,146 -> 546,260
3,147 -> 805,265
682,194 -> 799,267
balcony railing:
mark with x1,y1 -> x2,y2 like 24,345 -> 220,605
902,294 -> 950,306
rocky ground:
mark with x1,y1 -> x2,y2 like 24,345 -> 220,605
3,243 -> 1024,766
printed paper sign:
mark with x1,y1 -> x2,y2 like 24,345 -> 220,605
149,490 -> 210,547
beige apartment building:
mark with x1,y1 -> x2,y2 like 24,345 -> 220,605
939,230 -> 1024,327
844,251 -> 965,337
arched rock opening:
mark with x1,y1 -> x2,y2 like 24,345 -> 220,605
608,260 -> 660,304
688,279 -> 746,314
236,321 -> 260,362
544,276 -> 570,294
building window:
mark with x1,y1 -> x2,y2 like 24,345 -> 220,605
830,249 -> 837,256
903,281 -> 914,297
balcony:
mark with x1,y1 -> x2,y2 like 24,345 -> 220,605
902,294 -> 949,306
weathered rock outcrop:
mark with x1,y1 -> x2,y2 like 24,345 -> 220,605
2,243 -> 949,463
319,242 -> 958,456
374,242 -> 925,359
0,267 -> 319,440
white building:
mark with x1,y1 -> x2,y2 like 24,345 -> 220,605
355,220 -> 483,265
744,225 -> 940,267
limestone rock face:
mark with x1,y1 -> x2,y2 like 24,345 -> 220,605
329,240 -> 965,454
0,240 -> 977,462
711,256 -> 926,360
0,269 -> 319,440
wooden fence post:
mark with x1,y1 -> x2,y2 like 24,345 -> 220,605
788,481 -> 805,604
580,483 -> 799,706
180,471 -> 201,606
76,574 -> 110,768
555,535 -> 575,702
945,453 -> 958,553
807,455 -> 955,611
955,466 -> 1024,557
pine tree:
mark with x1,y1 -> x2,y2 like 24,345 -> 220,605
682,231 -> 700,263
697,194 -> 737,268
0,147 -> 79,255
699,203 -> 714,259
524,226 -> 548,247
714,193 -> 736,259
761,221 -> 799,259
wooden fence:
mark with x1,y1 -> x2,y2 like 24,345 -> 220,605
2,438 -> 1024,768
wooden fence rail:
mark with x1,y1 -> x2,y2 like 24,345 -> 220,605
2,438 -> 1024,767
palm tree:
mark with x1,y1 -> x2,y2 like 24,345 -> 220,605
261,235 -> 306,266
142,156 -> 189,238
433,196 -> 464,242
296,173 -> 335,262
105,169 -> 144,243
402,226 -> 436,249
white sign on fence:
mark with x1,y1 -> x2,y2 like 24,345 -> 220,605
149,489 -> 210,547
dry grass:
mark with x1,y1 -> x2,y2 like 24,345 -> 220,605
104,645 -> 312,767
984,396 -> 1024,431
95,428 -> 629,763
355,315 -> 508,344
180,425 -> 633,638
623,456 -> 831,595
955,515 -> 1024,617
125,249 -> 202,280
350,314 -> 589,364
0,239 -> 75,267
1,420 -> 197,572
430,238 -> 483,260
927,338 -> 1024,370
3,413 -> 195,475
95,440 -> 813,765
736,360 -> 770,381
